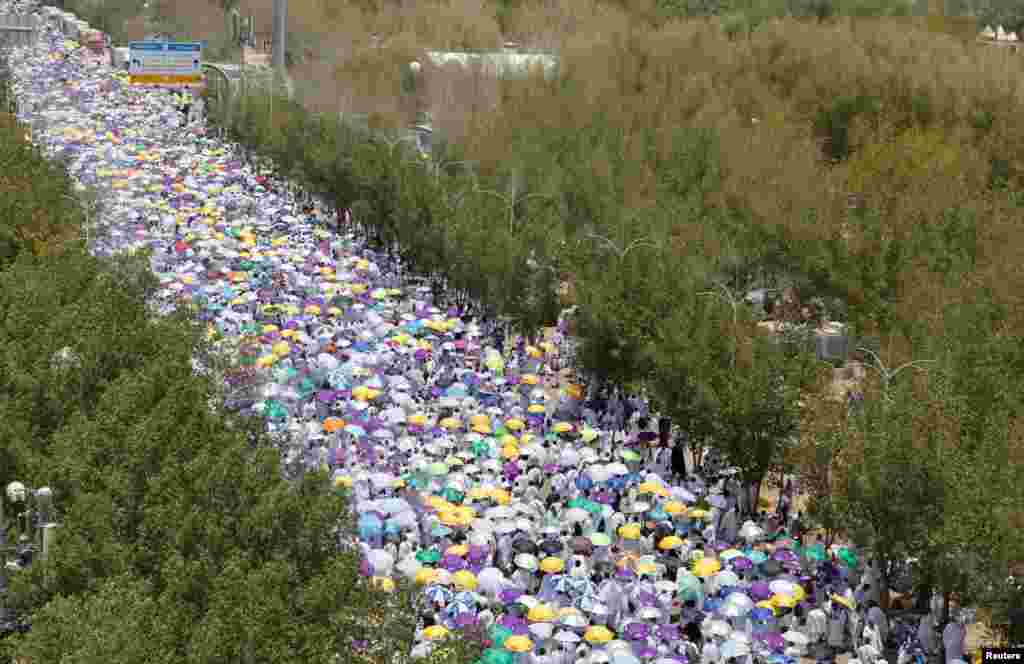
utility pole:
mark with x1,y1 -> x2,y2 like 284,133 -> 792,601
271,0 -> 286,73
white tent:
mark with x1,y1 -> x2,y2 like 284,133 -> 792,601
996,25 -> 1008,40
981,25 -> 996,40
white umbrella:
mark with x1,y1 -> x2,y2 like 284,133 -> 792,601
706,619 -> 733,638
564,508 -> 590,523
366,548 -> 395,575
769,580 -> 799,596
607,462 -> 629,476
554,630 -> 581,643
784,631 -> 810,646
477,567 -> 506,595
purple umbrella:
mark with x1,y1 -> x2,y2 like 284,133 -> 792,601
730,557 -> 753,571
594,491 -> 615,504
657,624 -> 681,642
772,549 -> 798,563
543,464 -> 560,474
617,567 -> 636,580
637,432 -> 658,442
468,545 -> 488,562
756,631 -> 786,651
441,555 -> 468,571
624,622 -> 651,641
635,644 -> 659,659
455,613 -> 478,628
499,588 -> 524,604
636,591 -> 658,607
317,390 -> 338,402
750,582 -> 772,600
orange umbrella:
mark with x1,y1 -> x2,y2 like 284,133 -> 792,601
323,417 -> 345,433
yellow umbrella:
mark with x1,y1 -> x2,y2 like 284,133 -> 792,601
505,418 -> 525,431
521,374 -> 540,385
791,585 -> 806,602
689,509 -> 710,520
638,481 -> 664,495
468,487 -> 490,501
772,593 -> 797,609
501,445 -> 520,459
470,414 -> 490,426
472,423 -> 492,434
370,576 -> 395,592
304,304 -> 321,315
423,625 -> 450,641
618,524 -> 642,540
831,594 -> 855,610
490,489 -> 511,505
552,422 -> 573,433
334,475 -> 353,488
439,417 -> 462,430
323,417 -> 345,433
756,600 -> 778,615
693,557 -> 722,578
351,385 -> 371,401
663,501 -> 687,515
256,355 -> 277,368
580,428 -> 599,443
540,557 -> 565,573
446,544 -> 470,557
416,568 -> 440,585
658,536 -> 685,550
408,413 -> 428,426
452,570 -> 478,591
271,341 -> 291,355
504,635 -> 534,653
566,383 -> 583,399
500,434 -> 519,447
528,604 -> 557,623
525,345 -> 543,358
527,404 -> 546,414
426,495 -> 452,510
584,626 -> 614,644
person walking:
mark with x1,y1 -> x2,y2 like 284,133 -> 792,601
942,614 -> 967,663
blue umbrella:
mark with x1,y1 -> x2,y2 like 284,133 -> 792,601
345,424 -> 367,437
424,584 -> 454,604
358,513 -> 383,540
575,474 -> 594,491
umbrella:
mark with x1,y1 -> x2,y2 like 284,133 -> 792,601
504,635 -> 534,653
623,622 -> 651,641
783,631 -> 809,646
585,625 -> 615,644
423,625 -> 450,641
516,553 -> 539,571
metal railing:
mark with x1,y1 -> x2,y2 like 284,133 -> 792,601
0,14 -> 40,48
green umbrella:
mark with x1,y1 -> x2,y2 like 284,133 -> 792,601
442,488 -> 465,504
416,549 -> 441,564
582,500 -> 603,515
621,450 -> 642,462
263,400 -> 287,420
488,625 -> 514,648
481,648 -> 514,664
567,498 -> 587,509
427,462 -> 449,476
589,532 -> 611,546
837,547 -> 858,568
804,543 -> 827,562
471,440 -> 491,457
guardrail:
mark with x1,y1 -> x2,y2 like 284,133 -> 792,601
0,14 -> 40,48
